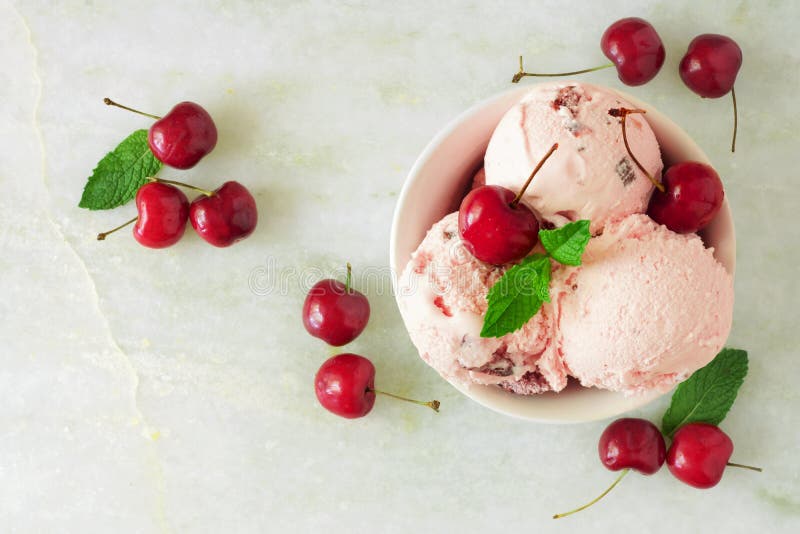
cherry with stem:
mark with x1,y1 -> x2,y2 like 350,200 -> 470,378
303,263 -> 371,346
608,108 -> 664,193
678,34 -> 742,153
314,353 -> 439,418
554,418 -> 666,519
458,142 -> 559,265
95,176 -> 207,243
104,97 -> 218,169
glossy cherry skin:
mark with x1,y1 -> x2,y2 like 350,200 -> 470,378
458,185 -> 539,265
189,181 -> 258,247
315,353 -> 376,419
667,423 -> 734,489
600,17 -> 665,86
148,102 -> 218,169
598,418 -> 667,475
648,161 -> 724,234
132,182 -> 190,248
679,34 -> 743,98
303,279 -> 370,346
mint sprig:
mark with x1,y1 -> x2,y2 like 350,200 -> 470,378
79,129 -> 162,210
540,220 -> 591,266
661,348 -> 749,437
481,254 -> 551,338
480,220 -> 591,338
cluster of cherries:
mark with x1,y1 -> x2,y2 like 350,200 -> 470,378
98,99 -> 257,248
514,16 -> 743,152
303,264 -> 440,419
554,418 -> 761,519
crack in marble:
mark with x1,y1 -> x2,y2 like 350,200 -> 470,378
12,5 -> 173,533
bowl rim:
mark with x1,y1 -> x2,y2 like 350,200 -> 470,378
390,83 -> 735,423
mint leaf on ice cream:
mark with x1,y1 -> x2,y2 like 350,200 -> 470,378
539,220 -> 591,266
662,348 -> 749,437
480,220 -> 592,337
480,254 -> 551,338
79,129 -> 162,210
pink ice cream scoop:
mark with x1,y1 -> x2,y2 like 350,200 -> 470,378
483,82 -> 663,234
552,214 -> 734,396
397,212 -> 568,394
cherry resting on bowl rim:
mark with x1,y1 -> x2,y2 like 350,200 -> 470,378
647,161 -> 724,234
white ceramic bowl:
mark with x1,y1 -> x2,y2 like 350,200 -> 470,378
390,85 -> 735,423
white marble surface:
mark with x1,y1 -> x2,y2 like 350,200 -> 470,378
2,1 -> 798,532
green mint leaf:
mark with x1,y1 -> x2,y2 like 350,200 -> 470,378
661,348 -> 749,437
78,129 -> 162,210
480,254 -> 551,338
539,220 -> 591,266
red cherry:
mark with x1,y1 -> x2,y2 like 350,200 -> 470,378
148,102 -> 218,169
648,161 -> 724,234
130,182 -> 190,248
303,264 -> 370,346
189,181 -> 258,247
601,17 -> 666,86
679,34 -> 742,99
315,353 -> 376,419
314,354 -> 440,419
103,98 -> 217,170
679,34 -> 743,152
667,423 -> 733,489
554,417 -> 666,519
459,143 -> 557,265
599,418 -> 667,475
459,185 -> 539,265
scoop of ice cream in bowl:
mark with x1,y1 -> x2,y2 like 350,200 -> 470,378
390,82 -> 735,423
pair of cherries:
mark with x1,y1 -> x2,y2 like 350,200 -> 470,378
302,265 -> 439,419
515,17 -> 743,151
554,418 -> 761,518
102,178 -> 258,248
99,100 -> 258,248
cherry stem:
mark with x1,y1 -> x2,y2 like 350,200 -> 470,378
510,142 -> 559,208
512,55 -> 614,83
97,216 -> 138,241
727,461 -> 762,473
553,469 -> 629,519
345,262 -> 352,293
609,108 -> 665,193
369,389 -> 441,413
147,176 -> 214,197
103,98 -> 162,120
730,86 -> 738,153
